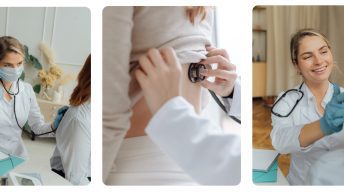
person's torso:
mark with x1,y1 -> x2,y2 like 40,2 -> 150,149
51,102 -> 91,175
0,81 -> 34,158
286,84 -> 344,185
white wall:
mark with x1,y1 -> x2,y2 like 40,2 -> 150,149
0,7 -> 91,102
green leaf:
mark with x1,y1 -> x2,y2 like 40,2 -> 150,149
30,55 -> 42,70
20,72 -> 25,80
33,84 -> 41,94
24,45 -> 30,65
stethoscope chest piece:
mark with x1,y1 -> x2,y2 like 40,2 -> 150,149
188,63 -> 207,83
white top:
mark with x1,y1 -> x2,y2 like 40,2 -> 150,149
0,80 -> 51,158
102,6 -> 214,180
106,136 -> 197,185
308,149 -> 344,185
50,101 -> 91,185
271,82 -> 344,185
145,93 -> 241,185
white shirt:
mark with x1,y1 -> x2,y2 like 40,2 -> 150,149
0,80 -> 51,158
271,82 -> 344,185
50,101 -> 91,185
145,81 -> 241,185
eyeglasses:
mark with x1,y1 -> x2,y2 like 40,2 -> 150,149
271,82 -> 304,117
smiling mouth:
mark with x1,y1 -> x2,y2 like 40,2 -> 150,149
312,65 -> 327,73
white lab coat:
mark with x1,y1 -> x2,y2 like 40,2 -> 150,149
0,80 -> 52,158
271,82 -> 344,185
308,149 -> 344,185
145,80 -> 241,185
50,101 -> 91,185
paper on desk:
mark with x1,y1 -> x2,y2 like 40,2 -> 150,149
253,149 -> 279,172
0,149 -> 25,176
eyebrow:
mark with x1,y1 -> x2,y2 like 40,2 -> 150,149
299,45 -> 329,57
2,60 -> 23,66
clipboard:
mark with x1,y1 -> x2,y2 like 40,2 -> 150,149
0,149 -> 25,176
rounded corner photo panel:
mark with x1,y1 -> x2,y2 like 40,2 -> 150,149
0,7 -> 90,186
102,6 -> 241,186
253,5 -> 344,186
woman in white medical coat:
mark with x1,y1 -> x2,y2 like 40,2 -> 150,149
270,29 -> 344,185
0,36 -> 65,158
136,46 -> 241,185
50,54 -> 91,185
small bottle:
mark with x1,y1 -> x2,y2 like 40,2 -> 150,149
52,86 -> 63,103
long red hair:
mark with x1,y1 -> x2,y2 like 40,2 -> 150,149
70,54 -> 91,106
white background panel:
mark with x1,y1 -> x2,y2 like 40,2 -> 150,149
52,7 -> 91,65
0,8 -> 7,35
7,7 -> 45,57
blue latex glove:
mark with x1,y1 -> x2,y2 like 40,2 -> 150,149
320,84 -> 344,135
52,106 -> 69,130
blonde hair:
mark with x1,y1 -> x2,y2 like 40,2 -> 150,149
0,36 -> 24,60
290,29 -> 331,65
186,6 -> 208,24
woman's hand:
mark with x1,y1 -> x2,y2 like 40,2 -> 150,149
200,47 -> 237,97
135,47 -> 182,114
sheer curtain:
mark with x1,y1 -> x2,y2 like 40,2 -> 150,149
323,7 -> 344,86
266,6 -> 321,96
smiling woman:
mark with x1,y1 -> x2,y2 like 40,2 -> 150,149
270,29 -> 344,185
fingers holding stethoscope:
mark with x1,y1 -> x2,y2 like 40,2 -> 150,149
199,47 -> 237,96
204,47 -> 236,71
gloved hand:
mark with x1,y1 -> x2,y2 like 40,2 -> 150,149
52,106 -> 69,130
320,84 -> 344,135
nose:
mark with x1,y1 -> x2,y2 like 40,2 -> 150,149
313,53 -> 324,65
314,53 -> 324,65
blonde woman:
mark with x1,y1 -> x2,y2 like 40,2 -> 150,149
270,29 -> 344,185
0,36 -> 65,159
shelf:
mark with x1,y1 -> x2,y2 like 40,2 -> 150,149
253,29 -> 267,32
253,6 -> 266,11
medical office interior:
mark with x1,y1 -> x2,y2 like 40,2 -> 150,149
102,6 -> 241,185
0,7 -> 90,185
252,6 -> 344,185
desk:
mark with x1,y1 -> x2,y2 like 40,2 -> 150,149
13,136 -> 71,185
14,160 -> 71,185
255,167 -> 289,185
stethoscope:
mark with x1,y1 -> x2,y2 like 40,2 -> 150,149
271,82 -> 305,117
188,63 -> 241,124
0,78 -> 56,137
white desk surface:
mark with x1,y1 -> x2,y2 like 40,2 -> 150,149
13,136 -> 71,185
15,158 -> 71,185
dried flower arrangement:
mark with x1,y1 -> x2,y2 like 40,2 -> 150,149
34,43 -> 73,101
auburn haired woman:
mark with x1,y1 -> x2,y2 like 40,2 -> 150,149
50,54 -> 91,185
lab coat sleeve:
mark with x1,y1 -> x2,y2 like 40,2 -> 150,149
270,93 -> 304,154
145,96 -> 241,185
58,117 -> 90,185
27,84 -> 52,135
223,78 -> 241,119
102,7 -> 134,181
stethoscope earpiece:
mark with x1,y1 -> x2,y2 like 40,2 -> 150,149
188,63 -> 207,83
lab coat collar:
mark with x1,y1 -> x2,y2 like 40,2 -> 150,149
302,81 -> 332,108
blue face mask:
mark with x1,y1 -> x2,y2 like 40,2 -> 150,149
0,65 -> 24,82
